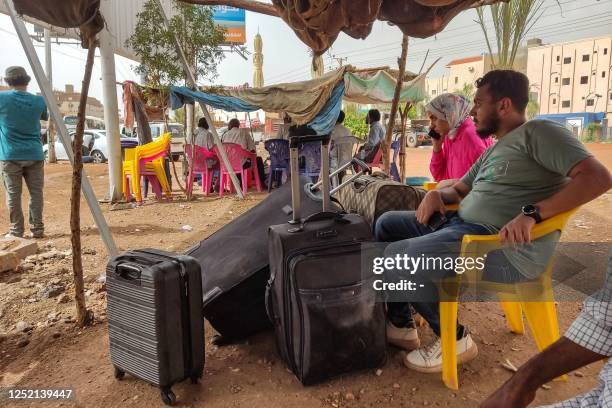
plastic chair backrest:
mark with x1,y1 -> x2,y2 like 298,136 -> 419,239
212,143 -> 247,172
184,144 -> 216,172
391,140 -> 400,164
265,139 -> 290,169
298,141 -> 321,175
136,132 -> 171,164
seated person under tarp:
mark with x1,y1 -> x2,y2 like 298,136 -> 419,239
221,118 -> 266,188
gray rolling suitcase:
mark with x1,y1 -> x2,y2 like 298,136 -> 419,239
107,249 -> 203,406
266,134 -> 386,385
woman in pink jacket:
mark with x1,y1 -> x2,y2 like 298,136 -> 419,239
427,93 -> 494,186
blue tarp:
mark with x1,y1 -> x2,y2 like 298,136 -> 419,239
170,86 -> 259,113
170,82 -> 345,136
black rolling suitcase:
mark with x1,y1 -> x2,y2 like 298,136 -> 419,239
106,249 -> 204,406
266,134 -> 386,385
185,176 -> 338,343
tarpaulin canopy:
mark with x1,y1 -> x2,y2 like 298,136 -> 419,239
12,0 -> 103,43
180,1 -> 507,55
170,65 -> 428,135
344,70 -> 427,105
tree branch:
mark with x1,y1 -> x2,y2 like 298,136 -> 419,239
178,0 -> 279,17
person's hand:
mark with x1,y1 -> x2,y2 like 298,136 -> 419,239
499,214 -> 536,245
416,190 -> 446,225
480,376 -> 536,408
432,134 -> 445,152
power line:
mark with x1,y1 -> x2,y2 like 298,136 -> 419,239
265,1 -> 610,83
268,15 -> 612,84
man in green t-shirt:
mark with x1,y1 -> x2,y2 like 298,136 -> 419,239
374,70 -> 612,373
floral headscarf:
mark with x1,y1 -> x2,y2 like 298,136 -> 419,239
425,93 -> 471,139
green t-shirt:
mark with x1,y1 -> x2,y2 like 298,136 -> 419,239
459,119 -> 592,278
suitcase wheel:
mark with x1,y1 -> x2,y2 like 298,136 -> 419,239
160,387 -> 176,406
113,366 -> 125,380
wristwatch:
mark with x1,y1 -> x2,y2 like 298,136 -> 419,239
521,204 -> 542,223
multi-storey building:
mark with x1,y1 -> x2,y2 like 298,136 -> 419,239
527,35 -> 612,133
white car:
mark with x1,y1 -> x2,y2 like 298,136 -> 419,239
149,122 -> 185,160
43,130 -> 138,163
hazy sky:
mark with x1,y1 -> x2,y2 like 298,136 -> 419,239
0,0 -> 610,109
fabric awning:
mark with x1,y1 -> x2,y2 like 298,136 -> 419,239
170,65 -> 429,135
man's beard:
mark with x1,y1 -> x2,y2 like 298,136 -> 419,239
475,112 -> 500,139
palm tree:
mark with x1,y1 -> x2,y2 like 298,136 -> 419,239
476,0 -> 548,69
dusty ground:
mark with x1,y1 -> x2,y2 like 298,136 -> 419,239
0,143 -> 610,408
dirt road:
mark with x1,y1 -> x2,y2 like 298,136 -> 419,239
0,143 -> 610,407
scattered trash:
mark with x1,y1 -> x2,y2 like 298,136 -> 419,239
574,371 -> 584,377
182,225 -> 194,232
501,359 -> 518,373
541,384 -> 552,390
375,369 -> 383,376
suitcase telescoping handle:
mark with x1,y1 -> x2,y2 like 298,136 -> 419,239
289,134 -> 331,224
305,157 -> 370,200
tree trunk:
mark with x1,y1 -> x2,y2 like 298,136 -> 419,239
71,38 -> 96,328
382,35 -> 409,176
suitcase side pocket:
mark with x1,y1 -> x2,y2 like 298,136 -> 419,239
296,278 -> 386,384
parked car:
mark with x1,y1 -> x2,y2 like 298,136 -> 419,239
43,130 -> 138,163
149,122 -> 185,160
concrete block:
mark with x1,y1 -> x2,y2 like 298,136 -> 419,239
0,236 -> 38,260
0,250 -> 20,273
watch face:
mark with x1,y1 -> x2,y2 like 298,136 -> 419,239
522,205 -> 536,215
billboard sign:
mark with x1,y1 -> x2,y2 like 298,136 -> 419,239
212,6 -> 246,45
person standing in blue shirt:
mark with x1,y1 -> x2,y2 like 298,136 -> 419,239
0,66 -> 47,238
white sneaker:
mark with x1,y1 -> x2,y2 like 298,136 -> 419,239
387,322 -> 420,351
404,332 -> 478,373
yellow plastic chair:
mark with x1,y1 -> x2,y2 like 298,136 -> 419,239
122,133 -> 172,203
423,181 -> 438,191
437,208 -> 578,389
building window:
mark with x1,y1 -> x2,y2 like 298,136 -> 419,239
561,100 -> 571,108
580,76 -> 589,84
556,55 -> 560,62
454,77 -> 458,84
552,98 -> 557,105
605,48 -> 609,55
582,54 -> 590,62
562,78 -> 571,86
432,90 -> 437,95
554,77 -> 559,83
563,57 -> 572,64
586,99 -> 594,107
604,72 -> 607,78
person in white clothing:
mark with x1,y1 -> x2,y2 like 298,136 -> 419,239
329,110 -> 357,184
221,118 -> 265,188
194,117 -> 214,150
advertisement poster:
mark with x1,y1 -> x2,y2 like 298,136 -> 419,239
212,6 -> 246,44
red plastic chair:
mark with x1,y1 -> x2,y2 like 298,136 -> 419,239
212,143 -> 262,197
184,144 -> 218,196
366,147 -> 383,169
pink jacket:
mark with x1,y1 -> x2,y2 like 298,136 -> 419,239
429,117 -> 494,182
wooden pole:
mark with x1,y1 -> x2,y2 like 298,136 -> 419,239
71,38 -> 96,327
382,35 -> 409,176
398,101 -> 412,183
